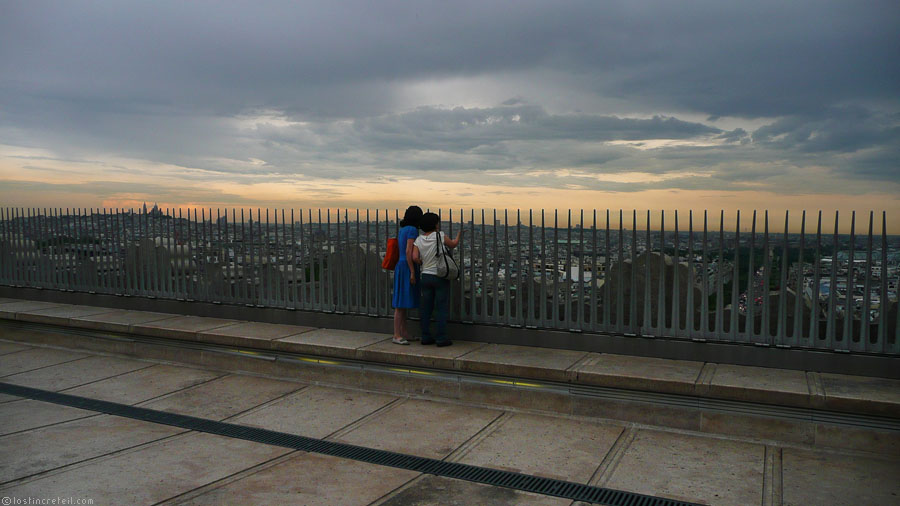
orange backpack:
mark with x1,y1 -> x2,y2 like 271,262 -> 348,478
381,238 -> 399,270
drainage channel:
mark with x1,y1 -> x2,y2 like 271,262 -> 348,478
0,382 -> 698,506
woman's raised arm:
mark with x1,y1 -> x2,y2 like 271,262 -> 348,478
444,230 -> 462,249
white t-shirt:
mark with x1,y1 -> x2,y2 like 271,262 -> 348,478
414,231 -> 446,275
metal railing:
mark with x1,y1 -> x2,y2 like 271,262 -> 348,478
1,207 -> 897,355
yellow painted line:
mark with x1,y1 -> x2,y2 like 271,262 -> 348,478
408,370 -> 435,376
236,350 -> 261,356
389,368 -> 411,373
296,357 -> 342,365
489,379 -> 545,388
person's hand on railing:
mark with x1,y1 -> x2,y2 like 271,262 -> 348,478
446,229 -> 462,249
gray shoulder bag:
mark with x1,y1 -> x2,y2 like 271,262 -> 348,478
435,232 -> 460,280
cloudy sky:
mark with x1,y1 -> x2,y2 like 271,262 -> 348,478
1,1 -> 898,230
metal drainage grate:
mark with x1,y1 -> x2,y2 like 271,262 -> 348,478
2,382 -> 698,506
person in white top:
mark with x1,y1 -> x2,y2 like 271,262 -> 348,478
412,212 -> 462,346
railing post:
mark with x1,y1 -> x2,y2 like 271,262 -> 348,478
686,210 -> 695,338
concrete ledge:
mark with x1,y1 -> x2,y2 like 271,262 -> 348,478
2,297 -> 899,420
5,285 -> 900,380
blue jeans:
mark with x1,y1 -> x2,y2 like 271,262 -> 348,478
420,274 -> 450,344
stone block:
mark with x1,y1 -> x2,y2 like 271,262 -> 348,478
70,310 -> 178,333
454,343 -> 587,382
706,363 -> 811,408
570,352 -> 704,395
197,321 -> 315,348
272,328 -> 390,359
131,315 -> 238,340
572,395 -> 702,431
819,372 -> 900,417
356,339 -> 487,370
15,304 -> 118,326
699,411 -> 815,445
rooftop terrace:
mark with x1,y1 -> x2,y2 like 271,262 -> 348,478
1,296 -> 899,505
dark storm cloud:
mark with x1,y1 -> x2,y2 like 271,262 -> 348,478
3,1 -> 897,118
0,0 -> 898,194
751,107 -> 900,153
351,105 -> 722,152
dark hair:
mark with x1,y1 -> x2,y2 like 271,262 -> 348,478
399,206 -> 423,228
420,212 -> 440,233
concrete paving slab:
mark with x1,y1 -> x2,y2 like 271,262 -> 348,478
782,448 -> 900,506
15,304 -> 119,326
181,451 -> 418,505
455,343 -> 588,382
378,475 -> 570,506
0,394 -> 19,403
0,341 -> 31,355
707,363 -> 810,407
130,315 -> 239,340
272,328 -> 392,359
141,374 -> 302,420
819,373 -> 900,417
197,321 -> 315,348
0,414 -> 183,483
64,364 -> 222,404
0,301 -> 67,319
0,347 -> 88,377
605,429 -> 765,506
338,398 -> 501,459
700,411 -> 815,445
457,413 -> 622,482
2,432 -> 290,504
358,339 -> 488,370
69,310 -> 178,333
233,384 -> 397,439
814,422 -> 900,456
3,355 -> 151,391
0,399 -> 96,436
0,298 -> 23,305
570,353 -> 704,395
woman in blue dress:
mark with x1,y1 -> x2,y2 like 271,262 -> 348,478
392,205 -> 423,344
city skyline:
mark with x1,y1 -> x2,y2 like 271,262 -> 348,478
1,1 -> 898,229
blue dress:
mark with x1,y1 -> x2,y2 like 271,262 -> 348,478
392,225 -> 420,309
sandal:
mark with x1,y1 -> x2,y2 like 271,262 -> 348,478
391,336 -> 410,345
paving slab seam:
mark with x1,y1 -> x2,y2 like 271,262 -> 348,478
367,472 -> 429,506
199,383 -> 312,422
587,426 -> 638,489
0,354 -> 92,379
0,430 -> 197,490
0,422 -> 192,489
443,411 -> 513,463
154,450 -> 306,506
24,360 -> 160,393
367,472 -> 432,506
324,397 -> 409,440
693,363 -> 717,396
0,403 -> 105,438
761,446 -> 784,506
0,346 -> 34,357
